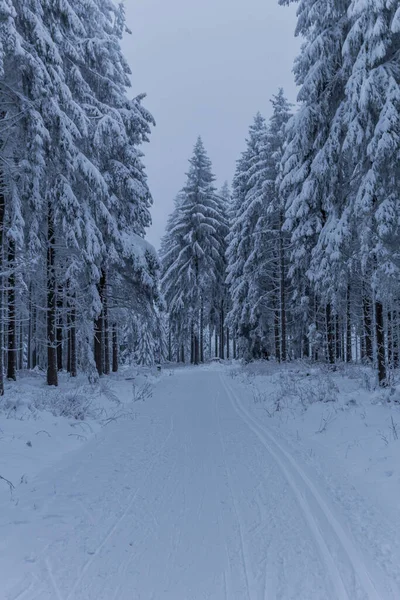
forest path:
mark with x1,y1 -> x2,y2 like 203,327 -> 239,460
1,366 -> 394,600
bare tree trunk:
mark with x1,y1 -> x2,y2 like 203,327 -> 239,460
112,323 -> 118,373
190,322 -> 194,364
220,302 -> 225,359
168,325 -> 172,362
376,301 -> 386,386
194,331 -> 199,365
279,220 -> 287,361
47,204 -> 58,387
393,309 -> 399,368
226,327 -> 230,359
18,318 -> 23,370
94,269 -> 105,377
181,343 -> 185,364
0,175 -> 4,395
200,304 -> 204,363
70,297 -> 77,378
214,330 -> 218,358
326,304 -> 335,364
7,238 -> 16,381
56,286 -> 63,371
388,310 -> 393,369
274,300 -> 281,363
335,315 -> 340,361
233,330 -> 237,359
363,292 -> 373,362
346,285 -> 351,362
103,274 -> 110,375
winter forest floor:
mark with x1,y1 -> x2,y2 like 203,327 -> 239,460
1,363 -> 400,599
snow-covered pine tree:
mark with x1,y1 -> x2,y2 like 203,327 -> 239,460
161,138 -> 227,364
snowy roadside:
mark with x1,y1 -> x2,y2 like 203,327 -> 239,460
228,360 -> 400,588
0,367 -> 163,501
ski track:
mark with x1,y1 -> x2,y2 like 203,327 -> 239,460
220,373 -> 385,600
1,367 -> 398,599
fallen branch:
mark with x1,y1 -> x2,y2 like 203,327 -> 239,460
0,474 -> 15,493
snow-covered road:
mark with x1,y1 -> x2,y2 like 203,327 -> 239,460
1,367 -> 397,599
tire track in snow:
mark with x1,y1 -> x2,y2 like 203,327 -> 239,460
220,373 -> 383,600
64,416 -> 175,600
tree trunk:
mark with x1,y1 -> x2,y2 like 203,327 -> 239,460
47,204 -> 58,387
393,310 -> 399,368
226,327 -> 230,359
94,270 -> 106,376
18,318 -> 23,370
279,219 -> 287,361
70,311 -> 77,378
388,310 -> 393,369
200,304 -> 204,363
194,333 -> 200,365
214,330 -> 218,358
362,292 -> 373,362
56,286 -> 63,371
7,238 -> 16,381
346,285 -> 351,362
335,315 -> 341,361
0,173 -> 4,395
274,301 -> 281,363
376,301 -> 386,386
233,331 -> 237,360
190,322 -> 195,364
181,343 -> 185,364
326,304 -> 335,364
220,302 -> 225,359
103,274 -> 110,375
112,323 -> 118,372
168,326 -> 172,362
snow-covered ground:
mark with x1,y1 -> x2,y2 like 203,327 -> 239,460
1,363 -> 400,599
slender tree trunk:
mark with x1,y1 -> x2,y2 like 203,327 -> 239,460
274,300 -> 281,362
326,304 -> 335,364
112,323 -> 118,373
220,301 -> 225,359
168,326 -> 172,362
279,221 -> 287,361
103,274 -> 110,375
0,175 -> 4,395
70,297 -> 77,377
346,285 -> 351,362
363,292 -> 373,362
335,315 -> 340,361
27,286 -> 33,371
190,322 -> 194,364
233,331 -> 237,360
393,309 -> 399,368
376,301 -> 386,386
200,304 -> 204,363
215,330 -> 218,358
226,327 -> 230,359
194,333 -> 200,365
47,204 -> 58,387
56,286 -> 63,371
18,318 -> 23,370
388,310 -> 393,369
94,269 -> 106,377
181,343 -> 185,364
7,238 -> 16,381
32,300 -> 37,370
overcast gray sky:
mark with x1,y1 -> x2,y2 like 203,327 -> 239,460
122,0 -> 300,249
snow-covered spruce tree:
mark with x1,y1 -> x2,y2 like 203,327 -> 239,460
161,138 -> 228,364
226,113 -> 270,361
0,1 -> 157,391
257,90 -> 292,361
279,0 -> 351,363
336,0 -> 400,384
